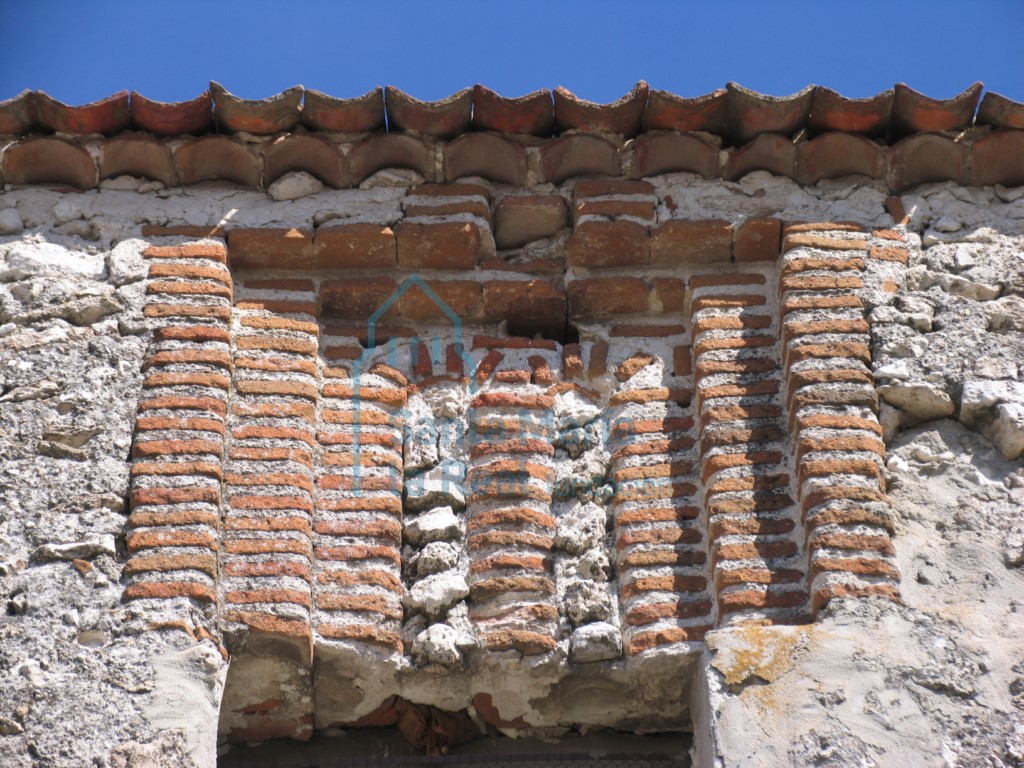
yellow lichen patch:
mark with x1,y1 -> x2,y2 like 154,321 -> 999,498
707,626 -> 813,686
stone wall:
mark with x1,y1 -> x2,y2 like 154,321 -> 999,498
0,170 -> 1021,767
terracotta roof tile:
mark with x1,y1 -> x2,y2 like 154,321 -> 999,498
444,133 -> 526,185
807,87 -> 892,137
890,82 -> 982,138
471,85 -> 553,135
0,90 -> 36,134
976,91 -> 1024,129
100,134 -> 177,186
540,134 -> 619,183
887,133 -> 968,193
131,91 -> 212,136
971,130 -> 1024,187
725,83 -> 814,146
384,86 -> 472,138
631,132 -> 719,179
553,81 -> 648,137
797,132 -> 884,185
4,136 -> 97,188
174,136 -> 261,187
210,81 -> 302,134
723,133 -> 797,181
262,134 -> 348,188
349,133 -> 433,183
34,90 -> 131,135
644,88 -> 727,134
302,87 -> 384,132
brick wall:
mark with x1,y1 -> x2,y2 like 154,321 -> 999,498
123,183 -> 904,738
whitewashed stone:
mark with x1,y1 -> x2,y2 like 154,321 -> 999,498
33,535 -> 116,561
404,506 -> 463,546
0,208 -> 24,235
878,383 -> 955,421
1,242 -> 106,281
404,571 -> 469,618
268,171 -> 324,201
570,622 -> 622,663
411,624 -> 463,667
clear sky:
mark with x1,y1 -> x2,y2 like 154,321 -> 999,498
2,0 -> 1022,106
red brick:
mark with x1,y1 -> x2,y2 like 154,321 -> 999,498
124,552 -> 217,576
783,232 -> 867,253
316,624 -> 402,652
223,539 -> 311,556
129,508 -> 219,527
650,220 -> 732,265
470,576 -> 555,601
144,244 -> 227,262
625,600 -> 712,626
695,358 -> 778,377
235,380 -> 318,400
229,228 -> 314,270
235,357 -> 318,376
142,349 -> 232,371
147,280 -> 232,299
313,519 -> 401,541
314,544 -> 401,565
884,197 -> 910,225
690,273 -> 767,290
574,180 -> 654,198
481,630 -> 556,656
314,224 -> 397,270
127,529 -> 217,551
620,549 -> 706,568
232,426 -> 315,446
472,392 -> 554,410
796,413 -> 882,434
626,626 -> 709,654
718,588 -> 807,613
153,325 -> 231,344
241,316 -> 319,335
621,575 -> 706,599
131,460 -> 223,479
123,582 -> 216,602
568,277 -> 651,319
494,195 -> 568,249
226,472 -> 313,491
228,447 -> 314,467
317,594 -> 402,619
872,228 -> 905,242
869,246 -> 909,264
131,439 -> 223,458
694,314 -> 772,333
224,515 -> 311,533
781,294 -> 863,314
229,495 -> 314,513
482,280 -> 566,338
690,294 -> 767,312
135,416 -> 224,434
143,304 -> 231,321
398,280 -> 482,321
234,299 -> 317,315
148,263 -> 232,284
317,568 -> 402,592
567,220 -> 649,269
396,222 -> 480,270
319,277 -> 398,319
734,218 -> 781,263
574,198 -> 655,224
787,342 -> 871,366
224,589 -> 310,608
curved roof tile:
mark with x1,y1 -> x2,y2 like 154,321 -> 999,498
554,82 -> 649,137
541,134 -> 620,183
262,134 -> 348,188
384,87 -> 472,139
302,87 -> 385,133
100,135 -> 177,186
0,91 -> 36,134
472,85 -> 553,136
4,137 -> 97,188
34,91 -> 131,135
976,91 -> 1024,130
210,82 -> 303,134
971,130 -> 1024,187
890,82 -> 982,138
807,87 -> 893,137
725,83 -> 815,146
887,133 -> 969,192
723,133 -> 798,181
444,133 -> 527,185
631,132 -> 719,179
797,132 -> 884,185
175,135 -> 262,186
349,133 -> 434,184
644,89 -> 727,134
130,91 -> 213,136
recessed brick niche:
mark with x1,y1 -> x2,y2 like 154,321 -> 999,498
124,181 -> 903,744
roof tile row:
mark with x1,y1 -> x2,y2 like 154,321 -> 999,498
1,81 -> 1021,142
4,127 -> 1022,193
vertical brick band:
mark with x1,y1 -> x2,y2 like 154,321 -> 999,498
126,242 -> 232,606
779,226 -> 900,615
690,272 -> 806,625
466,357 -> 558,656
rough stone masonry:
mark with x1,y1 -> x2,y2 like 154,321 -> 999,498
0,82 -> 1022,767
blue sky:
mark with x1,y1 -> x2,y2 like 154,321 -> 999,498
2,0 -> 1022,105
